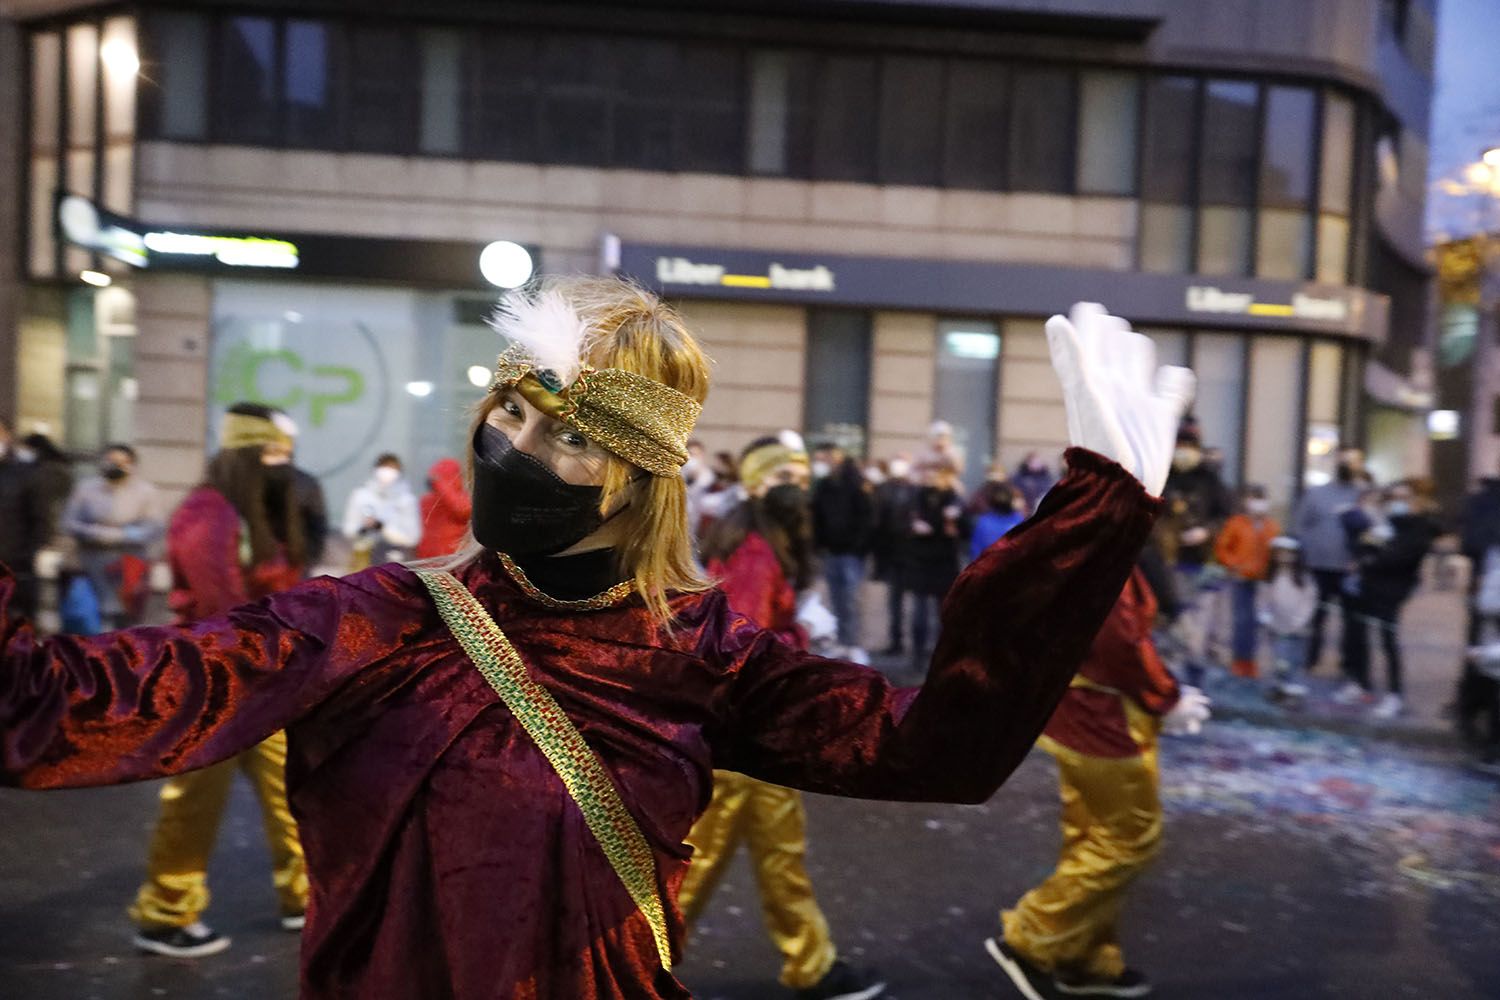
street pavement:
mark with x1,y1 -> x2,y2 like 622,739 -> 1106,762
2,575 -> 1497,998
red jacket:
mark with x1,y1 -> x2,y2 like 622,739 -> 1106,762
1043,567 -> 1179,757
416,458 -> 472,560
167,486 -> 301,622
705,530 -> 807,649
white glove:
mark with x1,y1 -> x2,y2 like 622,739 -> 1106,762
795,592 -> 838,644
1046,303 -> 1196,497
1162,685 -> 1212,736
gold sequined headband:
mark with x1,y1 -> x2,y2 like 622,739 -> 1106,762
220,412 -> 292,452
491,348 -> 702,478
739,439 -> 809,493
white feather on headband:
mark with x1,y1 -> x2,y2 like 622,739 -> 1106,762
488,289 -> 593,389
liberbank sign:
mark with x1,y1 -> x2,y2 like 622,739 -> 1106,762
614,241 -> 1387,341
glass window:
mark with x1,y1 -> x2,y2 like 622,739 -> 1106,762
1260,86 -> 1315,207
472,31 -> 540,162
1304,340 -> 1343,486
1257,209 -> 1312,280
1200,80 -> 1258,205
31,30 -> 60,151
746,50 -> 815,176
1243,337 -> 1304,505
677,44 -> 743,174
934,320 -> 1001,494
218,16 -> 277,143
101,16 -> 138,141
812,55 -> 878,182
943,60 -> 1007,190
878,56 -> 944,186
540,34 -> 612,166
419,29 -> 464,155
1076,70 -> 1138,195
284,20 -> 337,148
1009,66 -> 1073,193
804,309 -> 872,443
1316,214 -> 1349,283
612,39 -> 678,171
146,13 -> 207,139
1439,303 -> 1479,368
1141,75 -> 1196,202
66,23 -> 98,149
1139,203 -> 1192,273
349,26 -> 414,152
1191,332 -> 1246,486
1199,205 -> 1252,276
1136,328 -> 1189,367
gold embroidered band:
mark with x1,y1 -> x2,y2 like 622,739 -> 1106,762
491,349 -> 702,477
219,412 -> 293,452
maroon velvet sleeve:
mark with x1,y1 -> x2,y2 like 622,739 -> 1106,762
169,491 -> 249,619
709,449 -> 1161,802
0,565 -> 422,789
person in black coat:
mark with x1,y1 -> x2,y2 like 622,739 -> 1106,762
871,458 -> 919,655
811,451 -> 874,651
0,420 -> 49,620
1339,481 -> 1437,718
903,459 -> 970,668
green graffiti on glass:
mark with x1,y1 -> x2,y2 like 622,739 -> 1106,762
214,343 -> 365,428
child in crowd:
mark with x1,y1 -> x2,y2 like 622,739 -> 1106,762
1213,484 -> 1280,677
969,480 -> 1025,562
1261,537 -> 1318,701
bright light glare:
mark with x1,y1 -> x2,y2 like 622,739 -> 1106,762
467,365 -> 492,388
405,381 -> 435,398
100,39 -> 140,76
1484,148 -> 1500,168
1466,162 -> 1493,187
479,241 -> 534,289
1428,409 -> 1460,438
80,270 -> 112,287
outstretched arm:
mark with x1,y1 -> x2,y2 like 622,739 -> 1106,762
0,565 -> 420,790
710,449 -> 1158,801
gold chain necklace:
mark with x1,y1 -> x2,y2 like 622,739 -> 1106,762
496,552 -> 634,611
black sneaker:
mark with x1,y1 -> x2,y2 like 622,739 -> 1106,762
985,937 -> 1056,1000
133,921 -> 231,958
795,959 -> 887,1000
1054,967 -> 1152,998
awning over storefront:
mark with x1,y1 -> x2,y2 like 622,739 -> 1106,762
608,237 -> 1390,341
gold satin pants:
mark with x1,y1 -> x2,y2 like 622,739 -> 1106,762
679,770 -> 838,989
129,732 -> 308,929
1001,715 -> 1163,981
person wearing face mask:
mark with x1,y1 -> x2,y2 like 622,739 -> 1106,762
1336,481 -> 1438,719
341,453 -> 421,567
871,455 -> 919,655
1291,448 -> 1367,672
1157,425 -> 1231,682
683,433 -> 886,1000
60,441 -> 164,628
811,445 -> 874,660
128,402 -> 310,957
1213,485 -> 1281,678
905,459 -> 971,670
0,284 -> 1191,999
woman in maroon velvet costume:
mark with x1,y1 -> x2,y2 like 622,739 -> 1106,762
0,284 -> 1191,999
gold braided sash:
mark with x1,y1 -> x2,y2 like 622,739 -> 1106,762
414,569 -> 672,970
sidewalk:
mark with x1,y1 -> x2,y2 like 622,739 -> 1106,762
846,566 -> 1471,748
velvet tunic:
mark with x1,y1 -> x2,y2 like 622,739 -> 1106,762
0,449 -> 1156,999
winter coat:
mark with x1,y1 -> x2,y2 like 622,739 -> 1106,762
0,456 -> 46,576
1461,478 -> 1500,564
970,509 -> 1024,561
1161,463 -> 1232,566
1214,513 -> 1281,581
1012,463 -> 1055,514
1346,511 -> 1438,614
903,486 -> 969,596
870,478 -> 919,580
1292,480 -> 1362,571
1261,570 -> 1318,636
416,458 -> 472,560
811,462 -> 873,556
342,474 -> 421,555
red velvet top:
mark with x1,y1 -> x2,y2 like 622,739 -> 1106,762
1042,567 -> 1181,758
167,486 -> 303,620
704,530 -> 806,646
0,449 -> 1155,999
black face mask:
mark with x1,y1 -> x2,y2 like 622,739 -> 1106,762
470,424 -> 607,557
101,464 -> 128,482
262,463 -> 294,488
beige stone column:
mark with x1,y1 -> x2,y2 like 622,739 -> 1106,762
132,274 -> 213,510
868,311 -> 935,462
997,318 -> 1070,473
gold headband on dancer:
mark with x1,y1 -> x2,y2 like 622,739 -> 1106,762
739,431 -> 810,493
220,412 -> 293,452
487,289 -> 702,478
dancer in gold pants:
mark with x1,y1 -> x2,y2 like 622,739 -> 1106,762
678,771 -> 837,989
130,404 -> 311,957
988,568 -> 1207,1000
130,732 -> 308,931
688,433 -> 884,998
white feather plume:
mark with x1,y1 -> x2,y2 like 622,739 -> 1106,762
488,289 -> 592,388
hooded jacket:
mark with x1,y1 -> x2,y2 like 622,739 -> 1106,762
416,458 -> 472,560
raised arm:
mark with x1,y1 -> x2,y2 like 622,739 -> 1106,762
710,449 -> 1158,801
0,565 -> 421,790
